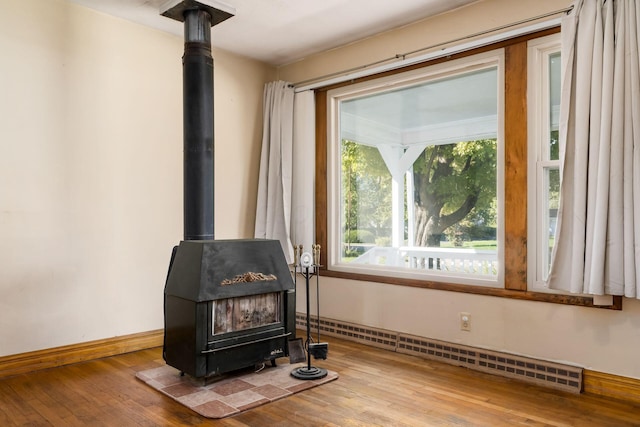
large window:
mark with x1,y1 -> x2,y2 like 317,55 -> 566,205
327,52 -> 503,287
315,27 -> 613,307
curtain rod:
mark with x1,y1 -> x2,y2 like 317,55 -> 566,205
291,5 -> 573,91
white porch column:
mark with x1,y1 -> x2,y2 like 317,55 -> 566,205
406,168 -> 415,246
378,145 -> 426,247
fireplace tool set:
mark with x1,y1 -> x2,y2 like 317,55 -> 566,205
290,244 -> 329,380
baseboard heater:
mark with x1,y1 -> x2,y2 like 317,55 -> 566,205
296,313 -> 582,394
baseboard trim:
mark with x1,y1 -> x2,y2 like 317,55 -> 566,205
0,329 -> 163,379
297,313 -> 640,403
583,369 -> 640,405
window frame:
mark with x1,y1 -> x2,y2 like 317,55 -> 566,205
527,34 -> 563,292
326,50 -> 505,288
313,27 -> 622,309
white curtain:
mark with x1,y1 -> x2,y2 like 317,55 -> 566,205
548,0 -> 640,297
255,83 -> 316,264
255,81 -> 295,262
291,90 -> 316,256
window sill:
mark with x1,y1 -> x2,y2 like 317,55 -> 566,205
319,268 -> 623,310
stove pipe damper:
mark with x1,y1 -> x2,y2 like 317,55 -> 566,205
160,0 -> 296,379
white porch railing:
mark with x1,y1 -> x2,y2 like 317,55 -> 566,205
352,246 -> 498,276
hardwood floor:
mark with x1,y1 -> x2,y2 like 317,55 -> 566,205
0,334 -> 638,426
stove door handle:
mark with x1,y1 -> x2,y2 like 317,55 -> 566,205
201,332 -> 292,354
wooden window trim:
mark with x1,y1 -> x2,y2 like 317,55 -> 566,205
314,27 -> 622,310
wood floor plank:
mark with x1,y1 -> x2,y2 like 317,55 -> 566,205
0,335 -> 639,426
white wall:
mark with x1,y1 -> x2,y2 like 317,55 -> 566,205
285,0 -> 640,380
4,0 -> 639,382
0,0 -> 274,356
296,279 -> 640,378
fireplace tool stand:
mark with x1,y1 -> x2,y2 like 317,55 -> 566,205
291,247 -> 328,380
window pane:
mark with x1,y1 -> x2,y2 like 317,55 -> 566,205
338,67 -> 499,279
543,167 -> 560,279
543,51 -> 560,280
340,140 -> 391,260
412,140 -> 497,249
549,52 -> 561,161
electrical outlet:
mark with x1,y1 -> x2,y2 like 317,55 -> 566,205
460,312 -> 471,331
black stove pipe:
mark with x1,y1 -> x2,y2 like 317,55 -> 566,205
182,8 -> 214,241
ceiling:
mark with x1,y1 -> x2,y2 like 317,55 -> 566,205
66,0 -> 478,66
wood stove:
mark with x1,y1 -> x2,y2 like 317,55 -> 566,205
160,1 -> 296,379
164,239 -> 295,378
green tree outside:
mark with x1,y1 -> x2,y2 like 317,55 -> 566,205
341,138 -> 497,254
